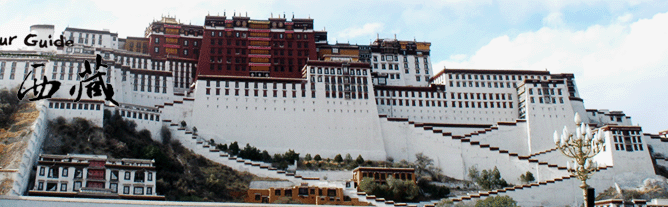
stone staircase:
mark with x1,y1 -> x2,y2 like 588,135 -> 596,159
445,166 -> 612,205
163,121 -> 326,184
383,116 -> 570,175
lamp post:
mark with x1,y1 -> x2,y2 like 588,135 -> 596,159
554,113 -> 605,207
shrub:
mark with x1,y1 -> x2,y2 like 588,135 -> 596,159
314,154 -> 322,161
418,179 -> 450,199
468,166 -> 509,190
415,153 -> 443,181
216,143 -> 227,152
229,141 -> 239,155
334,154 -> 343,163
0,87 -> 22,129
261,150 -> 272,162
356,155 -> 365,164
345,153 -> 353,163
475,195 -> 517,207
304,153 -> 312,161
519,171 -> 535,184
359,177 -> 418,202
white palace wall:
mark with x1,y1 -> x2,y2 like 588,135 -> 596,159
188,78 -> 387,160
378,117 -> 567,182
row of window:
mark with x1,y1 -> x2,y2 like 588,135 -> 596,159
376,90 -> 445,99
39,166 -> 79,178
313,76 -> 368,85
154,47 -> 194,56
48,102 -> 102,110
70,32 -> 112,46
36,181 -> 74,192
120,110 -> 160,122
36,180 -> 152,196
361,172 -> 412,181
0,61 -> 17,80
377,99 -> 515,109
210,31 -> 309,40
378,91 -> 516,102
448,73 -> 548,81
310,67 -> 367,76
132,74 -> 168,93
612,133 -> 644,152
38,166 -> 153,182
372,62 -> 429,71
528,96 -> 565,104
109,170 -> 153,182
373,55 -> 428,64
450,80 -> 517,89
528,88 -> 563,96
324,91 -> 368,99
207,80 -> 305,90
208,39 -> 309,48
205,88 -> 314,99
119,185 -> 152,195
154,37 -> 199,47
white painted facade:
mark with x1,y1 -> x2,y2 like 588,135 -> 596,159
29,154 -> 161,199
1,24 -> 667,205
61,27 -> 119,54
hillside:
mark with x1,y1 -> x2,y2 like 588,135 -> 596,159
0,101 -> 39,195
41,110 -> 258,202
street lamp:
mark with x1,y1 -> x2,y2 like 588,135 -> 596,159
554,112 -> 605,206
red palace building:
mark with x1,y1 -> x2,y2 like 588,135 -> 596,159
198,13 -> 321,79
146,15 -> 204,60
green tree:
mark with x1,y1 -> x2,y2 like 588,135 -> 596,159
475,195 -> 518,207
216,143 -> 227,152
519,171 -> 535,184
314,154 -> 322,161
304,153 -> 312,161
359,177 -> 378,195
469,166 -> 508,190
469,166 -> 479,180
180,120 -> 187,127
388,177 -> 419,201
356,155 -> 365,164
415,153 -> 443,181
261,150 -> 272,162
334,154 -> 343,163
229,141 -> 240,155
160,126 -> 172,145
283,149 -> 299,163
0,87 -> 22,129
345,153 -> 353,163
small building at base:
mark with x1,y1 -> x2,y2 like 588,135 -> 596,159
352,167 -> 416,188
245,181 -> 369,205
29,154 -> 164,200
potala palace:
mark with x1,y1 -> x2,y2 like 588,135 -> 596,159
1,15 -> 667,206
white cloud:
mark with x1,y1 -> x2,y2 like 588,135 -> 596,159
617,13 -> 633,23
437,12 -> 668,133
543,12 -> 565,28
337,22 -> 384,40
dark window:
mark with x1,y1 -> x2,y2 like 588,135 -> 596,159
110,183 -> 118,193
299,188 -> 308,196
46,183 -> 57,191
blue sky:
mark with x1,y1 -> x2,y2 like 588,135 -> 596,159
1,0 -> 667,133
